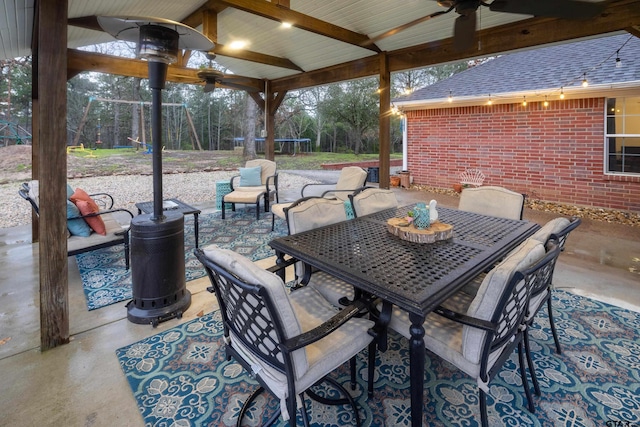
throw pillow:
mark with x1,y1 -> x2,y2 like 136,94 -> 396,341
70,188 -> 107,235
239,166 -> 262,187
66,200 -> 92,237
66,184 -> 74,199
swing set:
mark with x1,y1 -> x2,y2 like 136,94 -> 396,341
72,96 -> 203,152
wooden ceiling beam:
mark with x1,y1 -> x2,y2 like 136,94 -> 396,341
66,49 -> 263,92
626,26 -> 640,39
213,43 -> 304,71
271,0 -> 640,92
212,0 -> 381,53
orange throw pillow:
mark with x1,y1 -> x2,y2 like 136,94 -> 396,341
70,188 -> 107,236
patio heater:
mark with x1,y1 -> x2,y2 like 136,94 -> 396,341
97,17 -> 214,325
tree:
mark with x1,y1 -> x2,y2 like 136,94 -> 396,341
242,95 -> 258,160
320,78 -> 379,154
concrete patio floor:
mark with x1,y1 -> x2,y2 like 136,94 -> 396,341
1,172 -> 639,426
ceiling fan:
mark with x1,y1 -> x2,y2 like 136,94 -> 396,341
370,0 -> 607,51
195,53 -> 261,92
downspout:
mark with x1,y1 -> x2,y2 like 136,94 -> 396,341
402,114 -> 408,171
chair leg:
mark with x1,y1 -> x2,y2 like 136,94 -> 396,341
350,357 -> 356,390
221,200 -> 226,219
518,340 -> 535,414
523,328 -> 541,396
271,213 -> 276,231
479,388 -> 489,427
256,201 -> 260,220
367,341 -> 376,398
547,297 -> 562,354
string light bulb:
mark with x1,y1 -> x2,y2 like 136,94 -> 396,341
615,50 -> 622,68
447,90 -> 453,103
522,96 -> 527,107
582,73 -> 589,87
487,95 -> 493,106
543,96 -> 549,107
560,87 -> 565,100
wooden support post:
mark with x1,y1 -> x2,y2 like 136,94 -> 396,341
184,107 -> 203,150
37,0 -> 70,350
379,53 -> 391,189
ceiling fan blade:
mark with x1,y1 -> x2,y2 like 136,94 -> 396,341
489,0 -> 606,19
453,11 -> 477,51
368,8 -> 453,44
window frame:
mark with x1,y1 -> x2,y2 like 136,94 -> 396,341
604,96 -> 640,176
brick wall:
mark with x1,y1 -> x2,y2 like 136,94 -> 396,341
406,98 -> 640,212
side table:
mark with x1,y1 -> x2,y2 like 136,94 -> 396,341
216,180 -> 233,210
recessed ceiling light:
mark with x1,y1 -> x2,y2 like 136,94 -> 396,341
281,22 -> 292,28
228,40 -> 247,50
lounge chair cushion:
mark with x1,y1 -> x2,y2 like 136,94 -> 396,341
70,188 -> 107,235
529,217 -> 571,245
66,200 -> 91,237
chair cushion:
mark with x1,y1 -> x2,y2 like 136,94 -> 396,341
463,239 -> 545,364
529,217 -> 570,246
333,167 -> 367,201
271,202 -> 292,220
352,189 -> 398,217
246,159 -> 276,184
287,198 -> 346,235
223,189 -> 266,203
307,271 -> 355,307
239,166 -> 262,187
458,186 -> 524,220
70,188 -> 107,235
66,200 -> 92,237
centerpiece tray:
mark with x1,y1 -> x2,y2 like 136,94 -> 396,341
386,218 -> 454,243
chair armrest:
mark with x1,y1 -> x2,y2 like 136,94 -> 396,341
229,175 -> 240,190
68,208 -> 134,221
301,182 -> 337,197
88,192 -> 115,210
433,305 -> 496,332
320,187 -> 365,198
282,297 -> 372,352
18,187 -> 40,214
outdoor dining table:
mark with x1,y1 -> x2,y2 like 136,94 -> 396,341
269,205 -> 540,426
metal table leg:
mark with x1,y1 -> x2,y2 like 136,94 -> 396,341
193,212 -> 199,248
409,312 -> 426,427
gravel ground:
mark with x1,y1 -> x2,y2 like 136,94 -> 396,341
2,171 -> 318,229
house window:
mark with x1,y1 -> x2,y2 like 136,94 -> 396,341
606,97 -> 640,174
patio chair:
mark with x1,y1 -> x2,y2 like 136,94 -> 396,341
222,159 -> 278,220
348,187 -> 398,218
271,166 -> 366,230
526,216 -> 581,354
284,197 -> 356,307
194,245 -> 375,427
300,166 -> 367,201
458,185 -> 525,220
19,180 -> 134,269
385,239 -> 555,427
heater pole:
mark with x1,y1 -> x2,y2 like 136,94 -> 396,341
148,61 -> 168,221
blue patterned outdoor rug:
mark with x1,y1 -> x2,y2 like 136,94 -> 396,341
76,210 -> 287,310
116,290 -> 640,426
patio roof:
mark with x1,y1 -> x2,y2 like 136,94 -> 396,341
396,33 -> 640,109
3,1 -> 640,93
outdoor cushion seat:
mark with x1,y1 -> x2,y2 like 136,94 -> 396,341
222,159 -> 278,221
458,185 -> 525,220
349,187 -> 398,218
194,245 -> 375,426
19,180 -> 134,269
385,239 -> 559,427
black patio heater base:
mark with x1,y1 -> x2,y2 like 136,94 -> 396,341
126,211 -> 191,327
